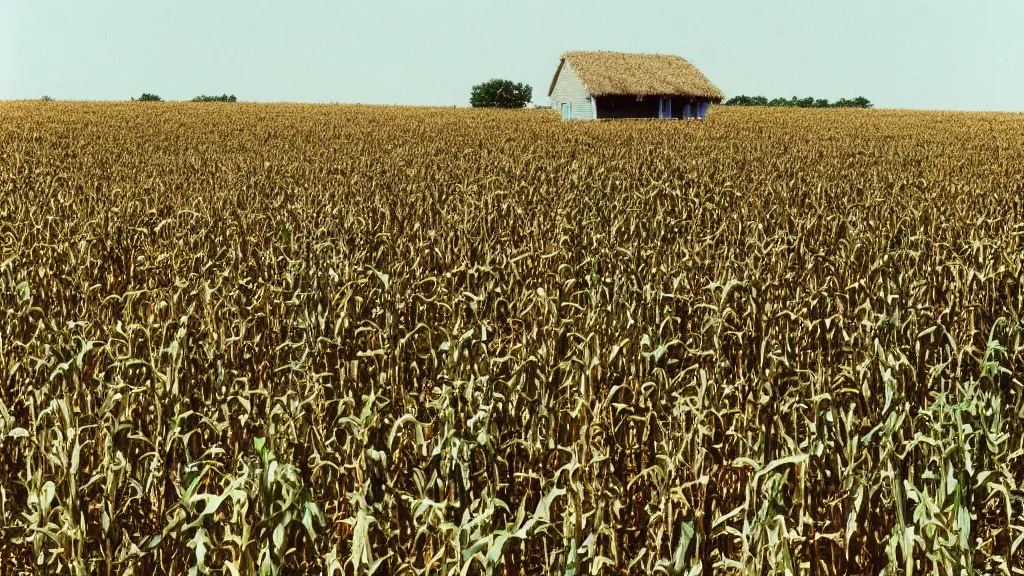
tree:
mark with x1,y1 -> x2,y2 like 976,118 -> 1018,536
192,94 -> 238,102
470,79 -> 532,109
41,95 -> 54,102
135,93 -> 162,102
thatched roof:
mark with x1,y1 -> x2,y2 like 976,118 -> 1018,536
549,51 -> 724,101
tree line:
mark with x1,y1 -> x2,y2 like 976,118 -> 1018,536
191,94 -> 238,102
129,93 -> 238,102
723,95 -> 873,108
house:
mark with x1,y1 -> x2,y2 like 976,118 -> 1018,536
548,51 -> 724,120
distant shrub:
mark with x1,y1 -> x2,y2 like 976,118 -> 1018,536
135,93 -> 162,102
41,95 -> 54,102
192,94 -> 238,103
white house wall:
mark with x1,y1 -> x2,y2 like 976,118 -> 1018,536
550,61 -> 597,120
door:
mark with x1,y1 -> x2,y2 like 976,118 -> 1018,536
561,103 -> 571,119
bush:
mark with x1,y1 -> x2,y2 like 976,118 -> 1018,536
192,94 -> 238,103
470,79 -> 532,109
134,93 -> 162,102
41,95 -> 54,102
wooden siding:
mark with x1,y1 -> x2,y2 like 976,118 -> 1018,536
549,61 -> 597,120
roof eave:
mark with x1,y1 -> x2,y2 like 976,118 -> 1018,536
547,59 -> 566,97
588,90 -> 724,102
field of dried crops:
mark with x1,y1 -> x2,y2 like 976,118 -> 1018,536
1,102 -> 1023,575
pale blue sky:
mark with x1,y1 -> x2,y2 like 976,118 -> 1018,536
1,0 -> 1021,110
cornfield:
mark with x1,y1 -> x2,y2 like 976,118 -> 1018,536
1,102 -> 1023,575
